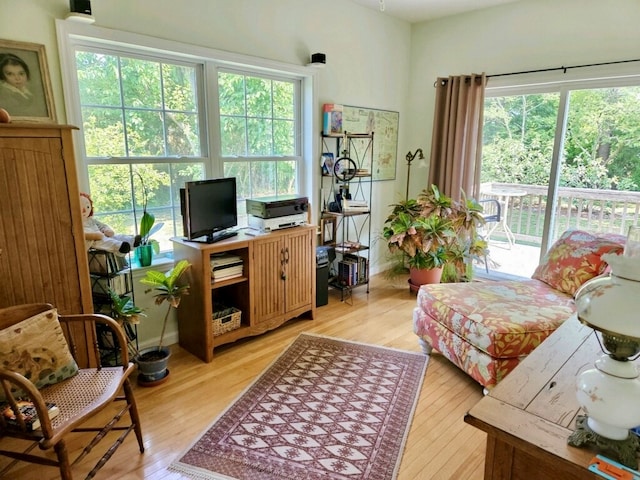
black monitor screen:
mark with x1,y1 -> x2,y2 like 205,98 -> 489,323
182,177 -> 237,241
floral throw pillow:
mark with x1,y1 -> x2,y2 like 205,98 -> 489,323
0,308 -> 79,400
532,230 -> 624,296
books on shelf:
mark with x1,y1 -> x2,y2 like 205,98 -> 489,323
210,253 -> 244,282
323,104 -> 343,135
1,400 -> 60,431
91,271 -> 131,296
88,250 -> 128,275
337,254 -> 368,286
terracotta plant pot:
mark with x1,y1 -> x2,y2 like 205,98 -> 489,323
408,266 -> 443,293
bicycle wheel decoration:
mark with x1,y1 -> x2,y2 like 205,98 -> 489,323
333,156 -> 357,182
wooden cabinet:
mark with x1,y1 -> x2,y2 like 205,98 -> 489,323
0,124 -> 95,366
172,225 -> 316,363
252,227 -> 315,325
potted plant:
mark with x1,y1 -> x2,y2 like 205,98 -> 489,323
136,259 -> 192,385
135,173 -> 164,267
383,184 -> 487,289
107,288 -> 145,359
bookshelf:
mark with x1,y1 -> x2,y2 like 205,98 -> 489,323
320,132 -> 374,301
87,249 -> 138,365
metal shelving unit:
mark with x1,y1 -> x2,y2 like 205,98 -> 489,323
87,249 -> 138,365
320,132 -> 374,302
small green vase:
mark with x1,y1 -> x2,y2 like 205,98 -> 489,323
137,245 -> 154,267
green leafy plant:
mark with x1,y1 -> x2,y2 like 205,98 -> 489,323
107,288 -> 146,356
383,185 -> 488,282
140,260 -> 192,351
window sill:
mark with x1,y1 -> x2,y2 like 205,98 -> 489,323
130,254 -> 174,278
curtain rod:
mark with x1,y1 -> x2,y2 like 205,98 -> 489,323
434,58 -> 640,86
488,57 -> 640,79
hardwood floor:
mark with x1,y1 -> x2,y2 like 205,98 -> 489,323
1,274 -> 486,480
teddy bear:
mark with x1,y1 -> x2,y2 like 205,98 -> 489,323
80,192 -> 140,256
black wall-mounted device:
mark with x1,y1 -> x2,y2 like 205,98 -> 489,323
70,0 -> 92,15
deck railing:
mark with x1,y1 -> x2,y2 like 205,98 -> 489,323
481,182 -> 640,245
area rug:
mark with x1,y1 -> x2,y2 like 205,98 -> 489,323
169,333 -> 429,480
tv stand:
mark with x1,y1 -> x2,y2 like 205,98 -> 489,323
172,226 -> 316,362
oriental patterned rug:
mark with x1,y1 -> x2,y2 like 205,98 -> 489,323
169,333 -> 429,480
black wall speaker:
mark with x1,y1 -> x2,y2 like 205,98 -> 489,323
70,0 -> 92,15
311,53 -> 326,65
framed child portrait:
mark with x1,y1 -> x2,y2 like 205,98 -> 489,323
0,39 -> 56,123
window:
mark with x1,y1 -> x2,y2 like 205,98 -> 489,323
58,22 -> 309,256
74,49 -> 205,252
218,70 -> 300,223
481,76 -> 640,277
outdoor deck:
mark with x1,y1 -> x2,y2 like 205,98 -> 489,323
483,239 -> 540,279
479,182 -> 639,278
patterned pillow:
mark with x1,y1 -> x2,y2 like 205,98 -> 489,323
0,308 -> 79,399
532,230 -> 624,296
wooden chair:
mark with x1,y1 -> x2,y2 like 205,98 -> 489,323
0,303 -> 144,479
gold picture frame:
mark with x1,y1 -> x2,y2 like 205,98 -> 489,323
321,216 -> 337,245
0,39 -> 56,123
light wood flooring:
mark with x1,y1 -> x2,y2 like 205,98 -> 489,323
1,274 -> 487,480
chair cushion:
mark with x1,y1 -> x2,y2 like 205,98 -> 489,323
415,279 -> 575,359
0,308 -> 78,398
532,230 -> 624,296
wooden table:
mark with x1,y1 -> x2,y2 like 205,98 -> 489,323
464,316 -> 631,479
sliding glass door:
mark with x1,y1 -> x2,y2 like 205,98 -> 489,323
481,81 -> 640,277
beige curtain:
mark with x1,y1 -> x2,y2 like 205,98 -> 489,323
428,73 -> 487,200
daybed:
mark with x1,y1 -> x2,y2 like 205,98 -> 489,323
413,229 -> 626,389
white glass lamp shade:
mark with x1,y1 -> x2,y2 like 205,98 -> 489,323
573,227 -> 640,440
575,254 -> 640,342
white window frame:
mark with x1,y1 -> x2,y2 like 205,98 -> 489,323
484,65 -> 640,253
55,20 -> 318,234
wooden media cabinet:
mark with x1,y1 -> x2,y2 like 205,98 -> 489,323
172,225 -> 316,362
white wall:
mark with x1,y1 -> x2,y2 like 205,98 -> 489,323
406,0 -> 640,198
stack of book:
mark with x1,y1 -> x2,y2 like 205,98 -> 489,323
342,199 -> 369,212
1,400 -> 60,431
323,103 -> 343,136
88,249 -> 128,275
210,254 -> 244,282
91,271 -> 131,296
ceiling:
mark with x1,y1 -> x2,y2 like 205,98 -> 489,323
348,0 -> 522,23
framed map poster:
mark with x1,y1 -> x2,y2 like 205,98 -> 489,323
343,105 -> 399,181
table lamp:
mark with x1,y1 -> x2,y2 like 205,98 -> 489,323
568,226 -> 640,469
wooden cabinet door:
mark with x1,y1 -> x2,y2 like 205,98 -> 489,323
252,234 -> 286,324
283,228 -> 314,313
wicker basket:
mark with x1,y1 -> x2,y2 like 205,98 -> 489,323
212,306 -> 241,336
